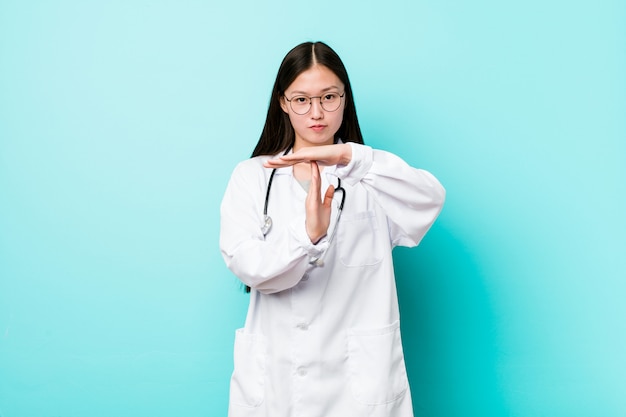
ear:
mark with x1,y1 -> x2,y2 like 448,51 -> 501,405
279,96 -> 289,114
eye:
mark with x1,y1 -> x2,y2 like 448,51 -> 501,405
323,93 -> 339,102
293,96 -> 309,104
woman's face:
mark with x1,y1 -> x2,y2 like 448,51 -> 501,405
280,65 -> 345,151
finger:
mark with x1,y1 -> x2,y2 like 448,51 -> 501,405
279,155 -> 314,166
304,161 -> 319,204
263,158 -> 295,168
323,185 -> 335,207
310,160 -> 320,175
310,161 -> 321,191
263,160 -> 306,169
280,149 -> 325,165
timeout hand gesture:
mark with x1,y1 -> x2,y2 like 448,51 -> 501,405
264,144 -> 351,244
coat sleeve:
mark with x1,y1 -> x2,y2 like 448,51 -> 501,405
328,143 -> 446,248
219,160 -> 328,294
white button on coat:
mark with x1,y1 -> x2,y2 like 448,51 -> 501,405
220,143 -> 445,417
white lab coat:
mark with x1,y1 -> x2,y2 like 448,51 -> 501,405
220,142 -> 445,417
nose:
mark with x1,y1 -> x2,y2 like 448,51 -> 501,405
310,98 -> 324,118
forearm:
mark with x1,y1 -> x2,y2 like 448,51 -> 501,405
220,211 -> 327,294
331,143 -> 445,246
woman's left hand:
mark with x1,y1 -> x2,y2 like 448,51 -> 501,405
264,144 -> 352,168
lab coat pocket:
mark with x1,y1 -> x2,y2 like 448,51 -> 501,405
230,328 -> 267,408
347,321 -> 408,405
338,210 -> 383,267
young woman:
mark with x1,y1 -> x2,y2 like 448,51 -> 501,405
220,41 -> 445,417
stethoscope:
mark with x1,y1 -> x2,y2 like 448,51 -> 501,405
261,148 -> 346,266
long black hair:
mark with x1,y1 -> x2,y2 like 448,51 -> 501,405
252,41 -> 364,157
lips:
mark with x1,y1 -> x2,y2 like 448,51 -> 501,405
310,124 -> 326,132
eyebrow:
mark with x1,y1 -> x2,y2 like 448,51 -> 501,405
289,86 -> 342,95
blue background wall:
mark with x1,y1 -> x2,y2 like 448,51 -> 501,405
1,1 -> 624,416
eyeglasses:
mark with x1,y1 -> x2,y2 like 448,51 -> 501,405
284,92 -> 345,115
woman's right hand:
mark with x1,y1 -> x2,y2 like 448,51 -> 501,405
305,161 -> 335,244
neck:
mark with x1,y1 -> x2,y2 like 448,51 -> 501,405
293,137 -> 335,153
293,162 -> 312,181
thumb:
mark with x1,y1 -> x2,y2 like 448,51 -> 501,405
323,184 -> 335,207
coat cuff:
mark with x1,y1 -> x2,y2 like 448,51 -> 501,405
330,142 -> 373,186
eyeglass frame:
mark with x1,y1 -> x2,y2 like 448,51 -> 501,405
283,92 -> 346,115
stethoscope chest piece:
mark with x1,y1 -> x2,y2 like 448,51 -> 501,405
261,215 -> 272,236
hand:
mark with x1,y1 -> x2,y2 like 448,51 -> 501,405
264,144 -> 352,169
305,161 -> 335,244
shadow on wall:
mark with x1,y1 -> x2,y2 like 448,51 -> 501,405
394,223 -> 509,417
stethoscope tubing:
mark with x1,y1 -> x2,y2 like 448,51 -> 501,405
263,168 -> 278,218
